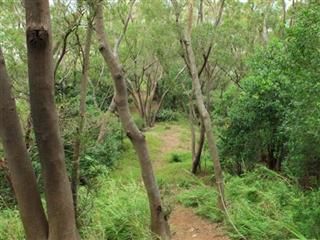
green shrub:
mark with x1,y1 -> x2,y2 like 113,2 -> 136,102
170,153 -> 183,163
133,115 -> 145,131
168,151 -> 191,163
0,170 -> 16,210
0,209 -> 24,240
156,109 -> 180,122
78,115 -> 124,186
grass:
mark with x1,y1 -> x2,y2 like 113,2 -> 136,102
1,121 -> 319,240
79,179 -> 152,240
0,209 -> 24,240
177,166 -> 320,240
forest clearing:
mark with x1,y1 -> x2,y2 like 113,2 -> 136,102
0,0 -> 319,239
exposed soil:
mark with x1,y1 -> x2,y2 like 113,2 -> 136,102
170,206 -> 229,240
156,124 -> 229,240
160,125 -> 188,153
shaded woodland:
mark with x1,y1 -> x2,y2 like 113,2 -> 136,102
0,0 -> 319,239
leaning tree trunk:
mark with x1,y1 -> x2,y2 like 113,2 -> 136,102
0,48 -> 48,240
182,0 -> 226,211
72,19 -> 93,216
94,3 -> 170,239
25,0 -> 78,239
192,120 -> 205,174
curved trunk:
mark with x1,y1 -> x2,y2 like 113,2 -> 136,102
94,3 -> 170,239
182,0 -> 226,211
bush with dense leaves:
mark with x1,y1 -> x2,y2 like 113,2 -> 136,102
219,4 -> 320,183
156,109 -> 180,122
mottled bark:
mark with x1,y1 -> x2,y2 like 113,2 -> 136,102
94,2 -> 170,239
0,48 -> 48,240
25,0 -> 78,239
97,0 -> 135,138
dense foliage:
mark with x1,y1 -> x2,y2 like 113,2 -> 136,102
0,1 -> 319,240
220,4 -> 320,186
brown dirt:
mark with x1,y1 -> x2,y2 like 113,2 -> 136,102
170,205 -> 229,240
155,124 -> 229,240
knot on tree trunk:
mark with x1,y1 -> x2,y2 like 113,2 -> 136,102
126,131 -> 133,140
157,205 -> 162,214
98,45 -> 105,52
27,27 -> 49,49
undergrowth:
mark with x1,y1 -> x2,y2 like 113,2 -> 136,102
177,165 -> 320,240
1,123 -> 319,240
80,178 -> 152,240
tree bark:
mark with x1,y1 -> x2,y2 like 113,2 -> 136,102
189,104 -> 196,161
181,0 -> 226,211
72,19 -> 93,216
25,0 -> 78,239
0,48 -> 48,240
192,120 -> 205,174
94,2 -> 170,239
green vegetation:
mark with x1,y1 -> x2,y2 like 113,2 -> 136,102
178,166 -> 320,240
79,180 -> 152,240
0,1 -> 319,240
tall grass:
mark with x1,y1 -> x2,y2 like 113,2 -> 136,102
79,178 -> 152,240
178,166 -> 320,240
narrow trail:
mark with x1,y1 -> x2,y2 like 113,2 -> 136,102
153,124 -> 229,240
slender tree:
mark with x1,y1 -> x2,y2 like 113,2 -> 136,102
0,47 -> 48,240
93,1 -> 171,239
172,0 -> 226,211
72,18 -> 93,216
97,0 -> 135,142
25,0 -> 78,238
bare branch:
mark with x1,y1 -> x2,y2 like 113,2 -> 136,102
114,0 -> 136,56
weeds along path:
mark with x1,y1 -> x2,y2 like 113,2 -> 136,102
148,123 -> 229,240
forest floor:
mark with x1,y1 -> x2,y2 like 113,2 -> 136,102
112,121 -> 229,239
151,123 -> 229,240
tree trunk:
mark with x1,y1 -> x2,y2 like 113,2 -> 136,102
189,104 -> 196,161
197,0 -> 203,24
182,0 -> 226,211
192,121 -> 205,174
262,13 -> 269,44
0,48 -> 48,240
94,3 -> 170,239
72,19 -> 93,217
282,0 -> 286,26
25,0 -> 78,239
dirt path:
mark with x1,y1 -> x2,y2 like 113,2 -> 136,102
170,206 -> 229,240
156,124 -> 229,240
